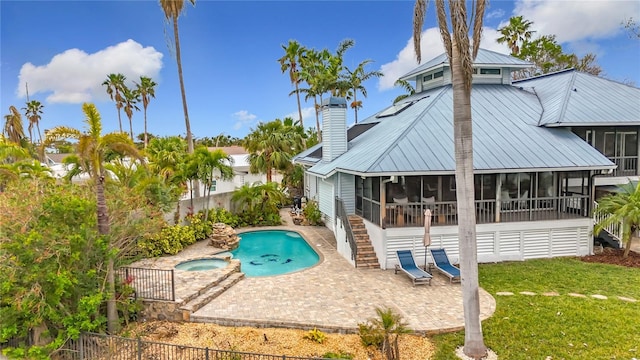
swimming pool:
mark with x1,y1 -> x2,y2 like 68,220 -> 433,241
232,230 -> 319,277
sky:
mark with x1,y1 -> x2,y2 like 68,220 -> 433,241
1,0 -> 639,141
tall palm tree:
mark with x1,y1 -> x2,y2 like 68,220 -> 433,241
344,59 -> 383,123
122,86 -> 140,141
243,119 -> 296,183
594,181 -> 640,258
159,0 -> 196,154
43,103 -> 141,334
23,100 -> 44,144
497,15 -> 534,56
102,73 -> 127,133
279,40 -> 306,127
3,106 -> 26,145
325,39 -> 355,97
414,0 -> 487,358
135,76 -> 157,149
299,47 -> 331,141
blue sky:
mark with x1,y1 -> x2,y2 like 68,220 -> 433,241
2,0 -> 639,141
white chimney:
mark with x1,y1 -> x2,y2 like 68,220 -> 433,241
321,97 -> 347,163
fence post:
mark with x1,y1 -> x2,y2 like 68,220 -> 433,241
205,347 -> 209,360
79,333 -> 84,360
137,337 -> 142,360
171,269 -> 176,301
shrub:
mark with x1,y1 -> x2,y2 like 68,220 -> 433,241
186,213 -> 212,241
322,352 -> 354,359
358,307 -> 411,360
138,224 -> 195,256
357,322 -> 384,348
303,199 -> 323,226
206,207 -> 240,228
303,328 -> 326,344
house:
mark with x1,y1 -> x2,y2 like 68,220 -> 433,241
294,49 -> 640,270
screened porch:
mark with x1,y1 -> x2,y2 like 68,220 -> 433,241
354,171 -> 592,228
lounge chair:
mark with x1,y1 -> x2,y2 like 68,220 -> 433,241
394,250 -> 432,286
429,248 -> 461,283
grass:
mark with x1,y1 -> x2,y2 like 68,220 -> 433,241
431,257 -> 640,359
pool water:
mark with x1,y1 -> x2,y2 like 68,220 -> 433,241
175,258 -> 228,271
232,230 -> 319,277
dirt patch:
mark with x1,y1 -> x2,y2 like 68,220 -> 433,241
580,247 -> 640,268
124,321 -> 434,360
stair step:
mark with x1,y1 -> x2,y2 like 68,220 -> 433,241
180,272 -> 245,313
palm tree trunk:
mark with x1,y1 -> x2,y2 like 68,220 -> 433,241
144,107 -> 148,149
451,40 -> 487,358
173,16 -> 193,154
314,97 -> 321,142
36,122 -> 43,145
97,174 -> 119,334
117,107 -> 123,133
128,116 -> 134,142
354,93 -> 359,124
295,81 -> 303,128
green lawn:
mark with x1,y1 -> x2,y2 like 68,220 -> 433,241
431,258 -> 640,359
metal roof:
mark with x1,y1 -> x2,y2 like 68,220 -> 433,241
400,48 -> 532,80
513,69 -> 640,126
303,84 -> 614,178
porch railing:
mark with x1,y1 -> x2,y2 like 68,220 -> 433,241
383,194 -> 590,228
608,156 -> 638,177
335,197 -> 357,264
593,201 -> 623,241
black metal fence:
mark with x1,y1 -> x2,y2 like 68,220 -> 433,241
117,267 -> 175,301
52,332 -> 332,360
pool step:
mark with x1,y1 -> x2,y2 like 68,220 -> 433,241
180,272 -> 245,316
177,260 -> 242,306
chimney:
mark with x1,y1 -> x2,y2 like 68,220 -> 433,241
321,96 -> 347,163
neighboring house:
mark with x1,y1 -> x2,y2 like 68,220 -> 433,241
45,153 -> 89,181
294,49 -> 640,270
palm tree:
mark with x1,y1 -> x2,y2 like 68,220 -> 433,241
23,100 -> 44,144
414,0 -> 488,358
3,106 -> 26,145
122,86 -> 140,141
189,146 -> 234,220
243,119 -> 296,183
299,48 -> 330,141
102,73 -> 127,133
594,181 -> 640,258
159,0 -> 196,153
43,103 -> 141,334
392,79 -> 416,104
344,59 -> 383,123
497,15 -> 535,56
135,76 -> 157,149
370,307 -> 411,360
279,40 -> 306,127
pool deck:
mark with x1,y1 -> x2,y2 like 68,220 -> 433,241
130,210 -> 495,333
185,211 -> 496,334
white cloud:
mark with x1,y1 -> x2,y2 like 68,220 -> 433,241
378,27 -> 510,91
486,8 -> 506,20
16,39 -> 163,104
285,107 -> 316,128
232,110 -> 258,130
514,0 -> 640,43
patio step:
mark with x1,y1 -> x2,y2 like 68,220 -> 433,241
178,260 -> 242,306
347,215 -> 380,269
180,272 -> 245,317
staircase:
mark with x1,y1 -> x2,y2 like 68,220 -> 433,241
179,260 -> 245,321
348,215 -> 380,269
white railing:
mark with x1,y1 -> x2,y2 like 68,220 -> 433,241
593,201 -> 623,241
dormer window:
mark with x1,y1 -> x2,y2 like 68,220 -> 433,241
480,68 -> 501,75
423,74 -> 433,82
433,70 -> 444,78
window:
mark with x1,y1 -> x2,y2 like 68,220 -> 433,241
480,68 -> 501,75
210,180 -> 217,192
433,70 -> 444,79
423,74 -> 433,82
376,98 -> 425,118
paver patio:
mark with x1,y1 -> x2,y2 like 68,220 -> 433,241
188,212 -> 495,334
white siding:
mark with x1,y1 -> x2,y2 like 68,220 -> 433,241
321,98 -> 347,162
335,217 -> 355,266
380,218 -> 593,269
318,178 -> 335,231
305,173 -> 319,201
339,173 -> 356,214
